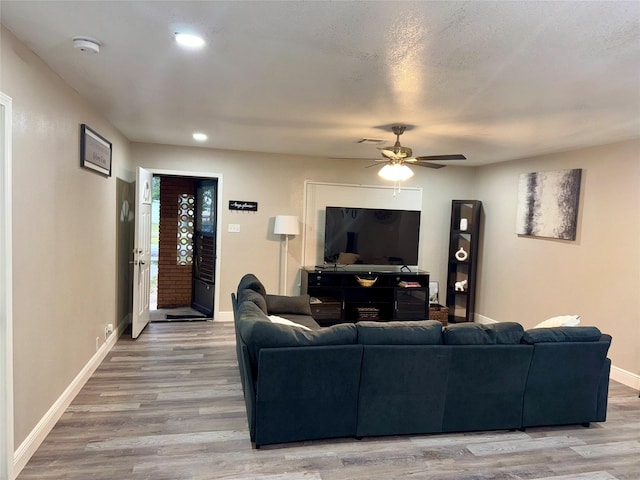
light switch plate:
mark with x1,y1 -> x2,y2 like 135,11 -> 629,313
228,223 -> 240,233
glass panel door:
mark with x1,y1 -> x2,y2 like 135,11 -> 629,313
192,180 -> 217,315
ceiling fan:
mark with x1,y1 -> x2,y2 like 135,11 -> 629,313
373,125 -> 466,170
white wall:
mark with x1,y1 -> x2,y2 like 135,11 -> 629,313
474,139 -> 640,378
1,27 -> 134,454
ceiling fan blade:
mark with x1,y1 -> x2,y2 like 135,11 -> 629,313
414,154 -> 466,162
365,162 -> 384,168
413,162 -> 447,169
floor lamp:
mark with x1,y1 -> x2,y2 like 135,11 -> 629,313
274,215 -> 300,294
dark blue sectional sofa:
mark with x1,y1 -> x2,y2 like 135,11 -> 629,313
232,274 -> 612,448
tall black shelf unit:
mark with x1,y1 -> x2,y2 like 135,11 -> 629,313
446,200 -> 482,323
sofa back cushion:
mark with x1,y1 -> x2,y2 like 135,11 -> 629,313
237,273 -> 267,299
443,323 -> 492,344
238,288 -> 268,314
245,321 -> 357,371
357,321 -> 443,345
266,294 -> 312,316
483,322 -> 524,344
522,326 -> 603,344
443,322 -> 525,345
236,300 -> 270,344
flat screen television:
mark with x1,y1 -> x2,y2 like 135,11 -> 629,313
324,206 -> 421,267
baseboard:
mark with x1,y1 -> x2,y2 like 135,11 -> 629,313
474,313 -> 498,324
13,319 -> 125,477
215,310 -> 233,322
610,365 -> 640,391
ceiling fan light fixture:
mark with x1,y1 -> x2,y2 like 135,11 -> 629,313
378,163 -> 414,182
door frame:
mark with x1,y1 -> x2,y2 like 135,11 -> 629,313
1,91 -> 15,480
150,168 -> 223,321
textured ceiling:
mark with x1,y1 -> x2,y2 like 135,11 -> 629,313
2,1 -> 639,166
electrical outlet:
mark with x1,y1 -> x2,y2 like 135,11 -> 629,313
95,337 -> 100,351
105,323 -> 114,338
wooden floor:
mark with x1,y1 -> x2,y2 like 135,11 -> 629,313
18,321 -> 640,480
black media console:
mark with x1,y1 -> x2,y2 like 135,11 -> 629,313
301,268 -> 430,327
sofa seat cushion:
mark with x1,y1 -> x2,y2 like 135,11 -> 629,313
277,313 -> 320,330
522,326 -> 603,344
268,315 -> 311,330
266,294 -> 312,316
357,320 -> 443,345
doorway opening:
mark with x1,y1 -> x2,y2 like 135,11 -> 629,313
149,174 -> 218,322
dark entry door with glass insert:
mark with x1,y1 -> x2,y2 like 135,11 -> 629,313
192,180 -> 217,315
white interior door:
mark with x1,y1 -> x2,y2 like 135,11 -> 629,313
132,167 -> 153,338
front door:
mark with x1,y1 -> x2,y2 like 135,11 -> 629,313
192,180 -> 217,316
132,167 -> 153,338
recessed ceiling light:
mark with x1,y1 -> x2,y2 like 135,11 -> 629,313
193,132 -> 208,142
175,33 -> 205,48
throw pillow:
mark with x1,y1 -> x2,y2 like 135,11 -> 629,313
268,315 -> 311,331
266,294 -> 312,315
534,315 -> 581,328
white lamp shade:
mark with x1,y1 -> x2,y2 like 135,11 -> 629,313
378,163 -> 414,182
274,215 -> 300,235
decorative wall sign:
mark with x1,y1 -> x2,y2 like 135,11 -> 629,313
516,168 -> 582,240
80,124 -> 112,176
229,200 -> 258,211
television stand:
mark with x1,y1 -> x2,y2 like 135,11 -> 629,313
301,268 -> 430,326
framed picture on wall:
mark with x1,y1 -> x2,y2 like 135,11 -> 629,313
80,124 -> 112,176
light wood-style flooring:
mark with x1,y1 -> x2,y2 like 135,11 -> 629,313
18,321 -> 640,479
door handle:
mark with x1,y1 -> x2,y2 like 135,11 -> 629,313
139,260 -> 146,266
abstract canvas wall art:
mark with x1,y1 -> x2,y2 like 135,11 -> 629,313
515,169 -> 582,240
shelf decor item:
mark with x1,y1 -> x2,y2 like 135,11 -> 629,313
455,247 -> 468,261
454,279 -> 468,292
357,307 -> 380,320
459,218 -> 468,231
356,275 -> 378,287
